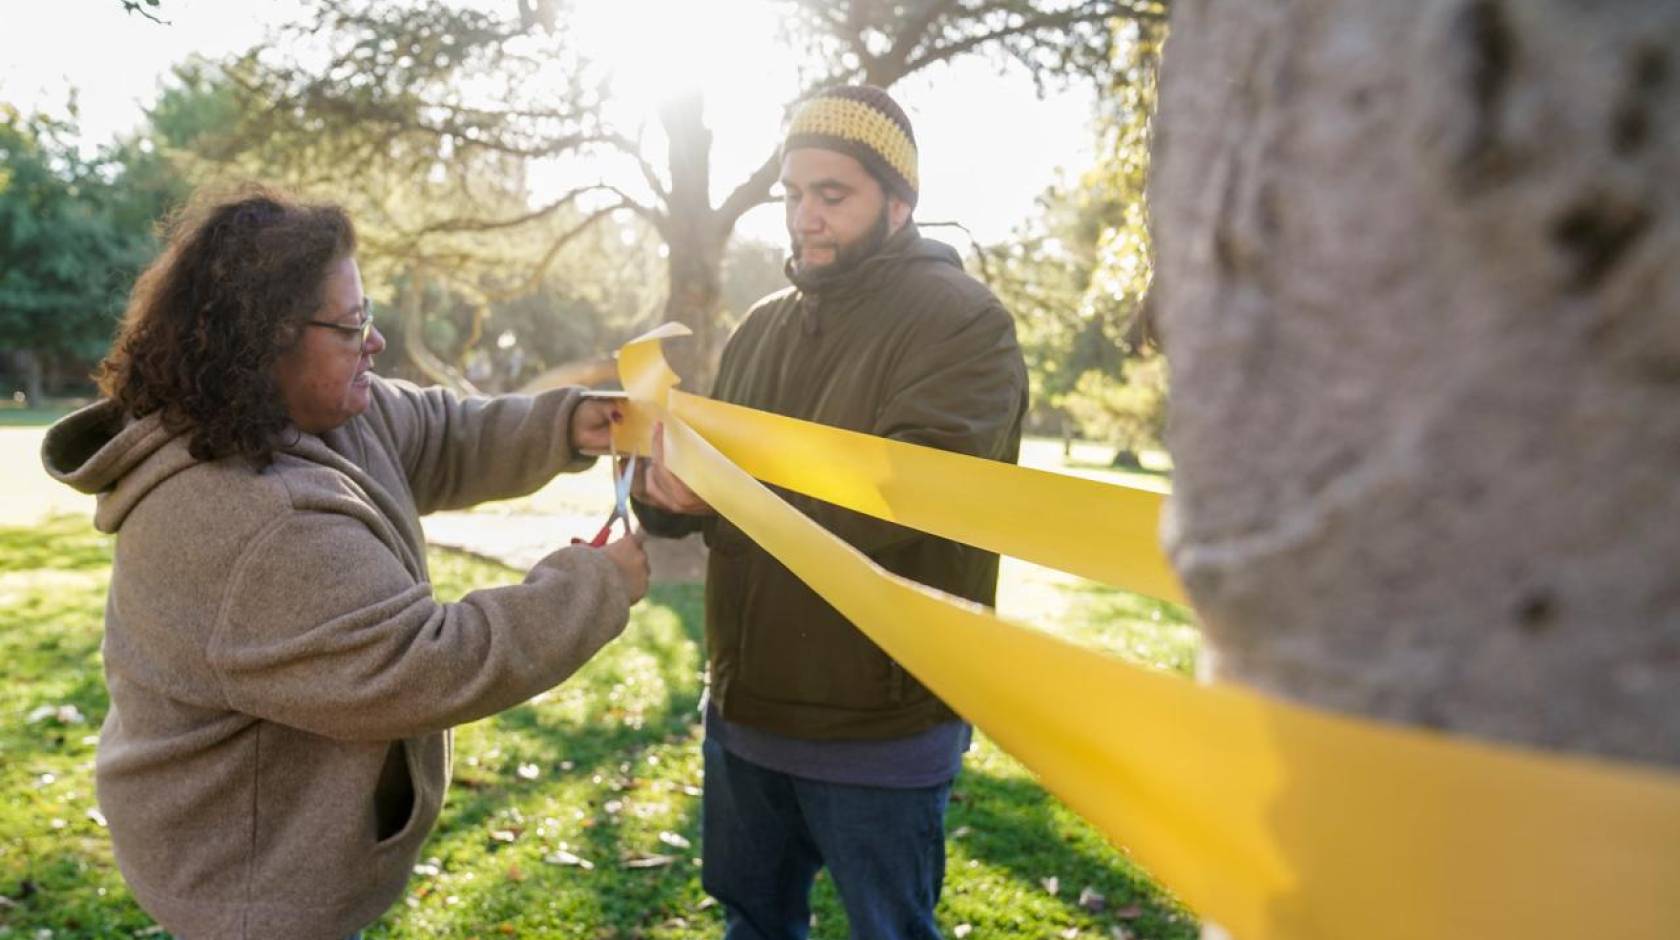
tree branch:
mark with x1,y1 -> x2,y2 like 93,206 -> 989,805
919,219 -> 997,285
605,131 -> 672,206
516,202 -> 635,296
898,8 -> 1119,83
413,185 -> 609,236
717,148 -> 783,233
879,0 -> 963,78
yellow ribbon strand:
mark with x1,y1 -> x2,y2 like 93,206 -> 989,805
671,390 -> 1186,604
613,325 -> 1680,940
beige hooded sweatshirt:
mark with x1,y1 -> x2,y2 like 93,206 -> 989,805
40,376 -> 630,938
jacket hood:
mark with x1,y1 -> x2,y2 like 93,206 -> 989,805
40,400 -> 201,534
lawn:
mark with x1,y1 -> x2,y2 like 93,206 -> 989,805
0,437 -> 1199,939
0,405 -> 77,428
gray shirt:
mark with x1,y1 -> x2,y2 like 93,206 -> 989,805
704,698 -> 970,788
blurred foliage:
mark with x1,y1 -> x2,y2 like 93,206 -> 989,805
991,17 -> 1166,458
5,1 -> 1171,403
202,0 -> 1159,387
0,103 -> 187,402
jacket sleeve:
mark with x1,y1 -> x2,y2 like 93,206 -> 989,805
780,300 -> 1028,557
630,495 -> 709,539
207,510 -> 629,741
375,379 -> 597,515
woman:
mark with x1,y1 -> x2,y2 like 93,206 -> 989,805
40,185 -> 648,938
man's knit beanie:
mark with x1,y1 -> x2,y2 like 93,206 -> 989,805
783,85 -> 918,208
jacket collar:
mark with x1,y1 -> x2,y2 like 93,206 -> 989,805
786,222 -> 925,301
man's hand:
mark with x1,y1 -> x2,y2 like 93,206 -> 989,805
635,422 -> 713,515
570,396 -> 623,456
598,530 -> 650,604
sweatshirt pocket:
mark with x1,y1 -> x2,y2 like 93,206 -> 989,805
373,740 -> 417,846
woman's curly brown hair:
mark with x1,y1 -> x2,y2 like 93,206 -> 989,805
97,185 -> 357,467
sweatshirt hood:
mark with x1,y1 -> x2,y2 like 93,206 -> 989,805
40,400 -> 201,534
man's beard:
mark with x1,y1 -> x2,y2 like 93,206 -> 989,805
791,204 -> 892,279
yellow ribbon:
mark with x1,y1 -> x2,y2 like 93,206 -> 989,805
612,325 -> 1680,940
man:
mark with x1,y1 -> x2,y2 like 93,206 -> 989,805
634,85 -> 1027,940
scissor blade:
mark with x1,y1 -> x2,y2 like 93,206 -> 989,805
614,454 -> 638,517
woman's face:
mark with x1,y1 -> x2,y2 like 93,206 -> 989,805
274,256 -> 386,434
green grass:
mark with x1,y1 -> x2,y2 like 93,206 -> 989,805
0,405 -> 77,427
0,516 -> 1198,939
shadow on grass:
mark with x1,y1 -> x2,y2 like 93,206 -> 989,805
1,532 -> 1202,938
379,580 -> 717,936
949,766 -> 1198,939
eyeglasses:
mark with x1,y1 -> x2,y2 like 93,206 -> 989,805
305,298 -> 375,343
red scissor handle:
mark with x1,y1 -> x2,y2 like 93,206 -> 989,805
571,518 -> 616,548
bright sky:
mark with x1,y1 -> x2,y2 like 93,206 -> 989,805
1,0 -> 1095,246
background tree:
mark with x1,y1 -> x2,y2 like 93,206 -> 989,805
1152,0 -> 1679,772
993,15 -> 1166,463
212,0 -> 1167,388
0,105 -> 183,403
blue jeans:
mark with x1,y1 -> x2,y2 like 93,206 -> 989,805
701,737 -> 951,940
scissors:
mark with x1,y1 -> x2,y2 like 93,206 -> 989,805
573,452 -> 637,547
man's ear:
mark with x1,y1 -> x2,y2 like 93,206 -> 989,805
887,196 -> 913,234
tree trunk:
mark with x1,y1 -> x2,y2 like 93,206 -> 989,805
1152,0 -> 1679,768
400,268 -> 481,395
11,349 -> 46,407
660,93 -> 731,393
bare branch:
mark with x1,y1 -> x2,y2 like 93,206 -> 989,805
414,185 -> 609,236
897,7 -> 1127,83
518,202 -> 636,296
717,148 -> 784,233
604,131 -> 672,206
119,0 -> 169,24
880,0 -> 963,77
919,219 -> 997,285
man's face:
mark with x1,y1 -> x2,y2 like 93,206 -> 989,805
781,148 -> 909,275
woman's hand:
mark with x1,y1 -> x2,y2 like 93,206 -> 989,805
570,397 -> 623,456
599,530 -> 650,604
634,422 -> 712,515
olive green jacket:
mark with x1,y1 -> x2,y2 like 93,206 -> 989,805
639,224 -> 1028,739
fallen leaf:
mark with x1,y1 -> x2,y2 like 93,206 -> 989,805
544,849 -> 595,870
953,925 -> 973,938
488,829 -> 519,844
949,825 -> 972,839
85,808 -> 106,828
697,897 -> 718,910
516,762 -> 540,781
1077,886 -> 1106,913
1115,904 -> 1143,919
1061,928 -> 1080,939
1042,875 -> 1060,896
505,864 -> 526,882
622,853 -> 678,869
658,830 -> 692,850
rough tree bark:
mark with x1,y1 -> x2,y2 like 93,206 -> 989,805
1151,0 -> 1679,767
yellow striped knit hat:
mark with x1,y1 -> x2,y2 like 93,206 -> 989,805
784,85 -> 919,208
